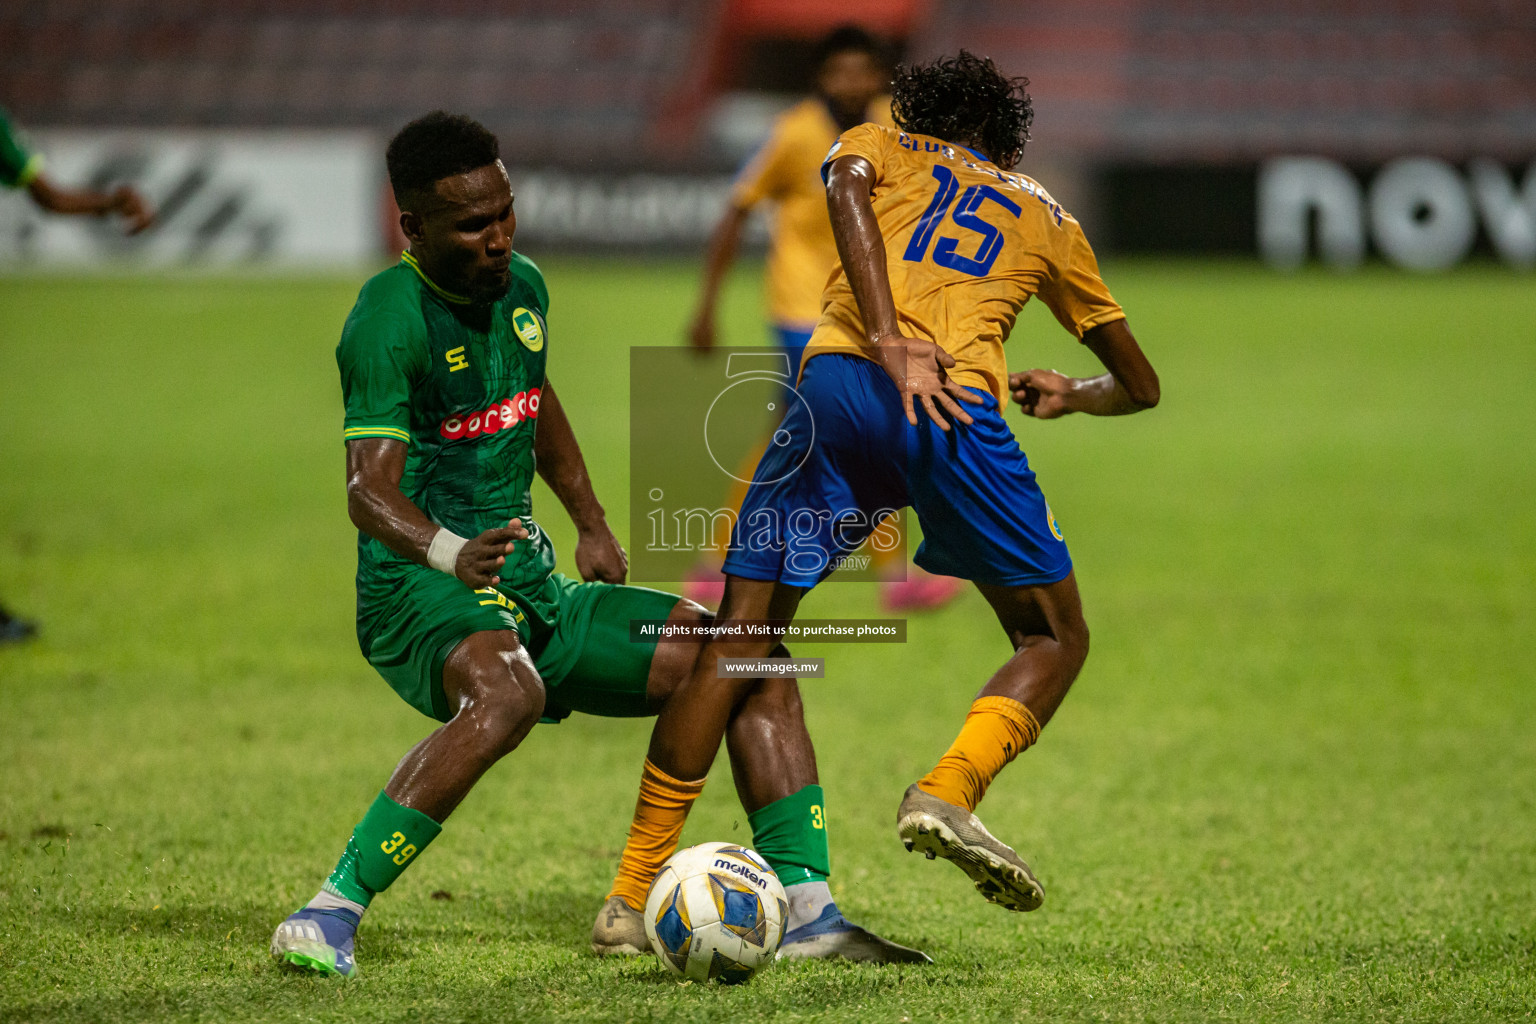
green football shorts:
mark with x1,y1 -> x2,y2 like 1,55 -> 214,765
357,568 -> 682,723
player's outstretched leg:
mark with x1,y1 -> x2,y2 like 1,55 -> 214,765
728,681 -> 928,964
591,755 -> 706,956
594,583 -> 930,963
273,631 -> 545,976
590,594 -> 737,956
898,573 -> 1089,912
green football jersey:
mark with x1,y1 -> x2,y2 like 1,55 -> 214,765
0,107 -> 44,189
337,249 -> 556,612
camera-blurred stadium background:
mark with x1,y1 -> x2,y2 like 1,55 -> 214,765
2,2 -> 1534,1022
3,0 -> 1534,268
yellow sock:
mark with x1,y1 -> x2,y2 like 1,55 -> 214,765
916,696 -> 1040,813
607,758 -> 707,910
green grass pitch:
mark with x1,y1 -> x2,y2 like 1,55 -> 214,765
1,259 -> 1533,1022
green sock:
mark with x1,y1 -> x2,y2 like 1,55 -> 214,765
323,791 -> 443,907
748,784 -> 830,887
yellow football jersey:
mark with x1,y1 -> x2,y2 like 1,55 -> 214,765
732,97 -> 894,328
808,123 -> 1124,404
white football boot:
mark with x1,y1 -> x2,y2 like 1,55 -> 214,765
590,895 -> 651,956
897,784 -> 1045,912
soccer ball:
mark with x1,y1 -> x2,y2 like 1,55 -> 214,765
644,842 -> 788,984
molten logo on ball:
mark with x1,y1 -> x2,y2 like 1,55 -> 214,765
643,842 -> 787,984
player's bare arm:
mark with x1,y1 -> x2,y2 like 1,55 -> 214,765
27,175 -> 155,234
825,153 -> 982,430
687,204 -> 751,351
344,437 -> 527,587
530,378 -> 628,584
1010,318 -> 1160,419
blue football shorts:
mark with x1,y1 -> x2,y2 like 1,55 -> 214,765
772,323 -> 815,375
721,352 -> 1072,589
772,322 -> 814,408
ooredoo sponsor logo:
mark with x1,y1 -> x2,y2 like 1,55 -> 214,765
439,388 -> 541,440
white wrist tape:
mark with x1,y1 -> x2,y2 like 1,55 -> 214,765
426,528 -> 469,575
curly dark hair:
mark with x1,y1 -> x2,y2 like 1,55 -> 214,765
891,51 -> 1033,170
386,111 -> 500,206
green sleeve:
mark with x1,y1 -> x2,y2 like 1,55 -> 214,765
337,310 -> 426,445
0,108 -> 43,190
509,251 -> 550,315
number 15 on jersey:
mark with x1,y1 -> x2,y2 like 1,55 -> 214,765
903,164 -> 1023,278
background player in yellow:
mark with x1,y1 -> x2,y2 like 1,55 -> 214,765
688,26 -> 891,355
615,51 -> 1161,919
0,105 -> 154,645
682,27 -> 961,611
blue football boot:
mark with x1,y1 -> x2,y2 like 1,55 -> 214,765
270,906 -> 360,978
777,903 -> 932,963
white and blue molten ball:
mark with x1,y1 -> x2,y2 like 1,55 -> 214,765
644,842 -> 788,984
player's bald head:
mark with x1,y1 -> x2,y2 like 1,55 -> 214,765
387,111 -> 503,213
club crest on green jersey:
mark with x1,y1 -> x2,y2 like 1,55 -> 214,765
511,308 -> 544,352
